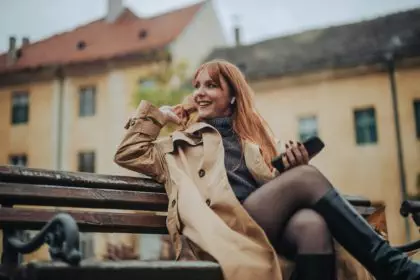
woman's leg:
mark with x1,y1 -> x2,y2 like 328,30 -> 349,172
277,209 -> 336,280
243,165 -> 330,244
243,165 -> 420,280
243,167 -> 336,279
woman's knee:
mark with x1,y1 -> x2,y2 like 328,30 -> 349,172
285,165 -> 325,184
287,209 -> 329,236
275,165 -> 331,202
285,209 -> 333,253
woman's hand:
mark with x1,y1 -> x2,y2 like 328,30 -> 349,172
159,105 -> 183,125
282,140 -> 310,170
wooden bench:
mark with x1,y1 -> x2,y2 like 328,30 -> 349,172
0,165 -> 418,279
0,165 -> 221,280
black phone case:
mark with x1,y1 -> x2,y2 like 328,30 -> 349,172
271,136 -> 325,173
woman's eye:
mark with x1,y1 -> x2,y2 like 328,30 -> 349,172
208,83 -> 217,88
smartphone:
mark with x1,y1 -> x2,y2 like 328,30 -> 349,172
271,136 -> 325,173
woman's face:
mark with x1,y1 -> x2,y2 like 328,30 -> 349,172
193,68 -> 232,120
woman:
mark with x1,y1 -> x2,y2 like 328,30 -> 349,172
114,59 -> 419,280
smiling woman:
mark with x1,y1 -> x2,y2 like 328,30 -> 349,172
192,67 -> 233,119
114,59 -> 420,280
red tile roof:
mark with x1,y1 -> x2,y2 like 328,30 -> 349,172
0,1 -> 205,73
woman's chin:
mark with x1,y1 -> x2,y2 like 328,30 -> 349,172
198,110 -> 212,120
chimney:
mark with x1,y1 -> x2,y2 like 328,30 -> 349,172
234,26 -> 241,46
22,37 -> 30,48
106,0 -> 124,23
232,14 -> 242,47
7,36 -> 17,66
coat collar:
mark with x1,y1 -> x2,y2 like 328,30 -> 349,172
161,122 -> 218,154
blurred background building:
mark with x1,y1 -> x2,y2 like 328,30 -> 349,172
0,0 -> 419,262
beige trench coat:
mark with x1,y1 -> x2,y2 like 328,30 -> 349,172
114,100 -> 374,280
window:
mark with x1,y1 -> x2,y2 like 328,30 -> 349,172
11,91 -> 29,124
354,107 -> 378,145
413,100 -> 420,139
9,154 -> 27,166
79,86 -> 96,117
298,116 -> 318,142
78,151 -> 95,173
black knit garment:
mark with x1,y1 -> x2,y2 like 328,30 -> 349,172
205,116 -> 260,202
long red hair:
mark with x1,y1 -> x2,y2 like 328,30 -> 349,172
176,59 -> 277,169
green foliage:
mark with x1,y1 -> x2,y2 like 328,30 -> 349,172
132,60 -> 193,135
132,60 -> 193,108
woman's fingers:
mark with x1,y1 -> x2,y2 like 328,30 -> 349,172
290,141 -> 304,165
298,142 -> 310,163
281,154 -> 290,170
159,105 -> 182,125
283,140 -> 310,170
168,111 -> 182,124
285,142 -> 296,167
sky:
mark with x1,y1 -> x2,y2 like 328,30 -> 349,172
0,0 -> 419,53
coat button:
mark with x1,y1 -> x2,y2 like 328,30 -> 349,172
198,169 -> 205,177
171,199 -> 176,207
205,199 -> 211,206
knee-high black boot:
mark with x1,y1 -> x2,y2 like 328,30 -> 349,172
290,254 -> 336,280
313,188 -> 420,280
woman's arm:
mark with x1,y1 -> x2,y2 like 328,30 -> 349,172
114,100 -> 168,183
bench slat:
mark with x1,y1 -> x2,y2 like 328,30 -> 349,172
0,208 -> 168,234
14,261 -> 223,280
0,183 -> 168,211
0,166 -> 165,192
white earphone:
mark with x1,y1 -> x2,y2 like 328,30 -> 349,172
231,97 -> 236,104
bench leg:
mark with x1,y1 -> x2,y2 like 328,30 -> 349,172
1,229 -> 22,266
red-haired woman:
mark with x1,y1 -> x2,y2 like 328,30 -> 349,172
114,59 -> 419,280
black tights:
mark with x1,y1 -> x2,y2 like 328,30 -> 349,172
243,165 -> 333,259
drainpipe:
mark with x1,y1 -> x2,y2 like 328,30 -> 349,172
384,40 -> 410,242
56,68 -> 65,170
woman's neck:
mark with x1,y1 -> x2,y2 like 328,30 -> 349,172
205,116 -> 234,137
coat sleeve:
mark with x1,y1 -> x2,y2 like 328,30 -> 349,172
114,100 -> 168,183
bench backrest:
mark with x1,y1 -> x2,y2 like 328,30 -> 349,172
0,165 -> 384,234
0,166 -> 168,234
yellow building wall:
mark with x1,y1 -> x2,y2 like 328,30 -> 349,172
252,67 -> 420,245
0,62 -> 163,262
0,81 -> 55,168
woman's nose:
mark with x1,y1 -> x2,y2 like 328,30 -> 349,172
193,88 -> 205,99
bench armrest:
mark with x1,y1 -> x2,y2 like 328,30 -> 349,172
400,200 -> 420,227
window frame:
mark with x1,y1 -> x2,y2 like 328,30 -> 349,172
354,107 -> 378,145
298,115 -> 319,142
11,91 -> 29,125
79,86 -> 96,117
413,99 -> 420,139
77,151 -> 95,173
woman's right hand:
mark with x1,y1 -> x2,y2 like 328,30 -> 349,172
159,105 -> 183,125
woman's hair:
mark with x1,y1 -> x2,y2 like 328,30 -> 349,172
176,59 -> 277,169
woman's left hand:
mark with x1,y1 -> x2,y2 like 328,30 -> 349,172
282,140 -> 309,170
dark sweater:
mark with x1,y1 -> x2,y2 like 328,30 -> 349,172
205,117 -> 259,202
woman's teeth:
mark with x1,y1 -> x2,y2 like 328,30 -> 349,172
198,101 -> 211,107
